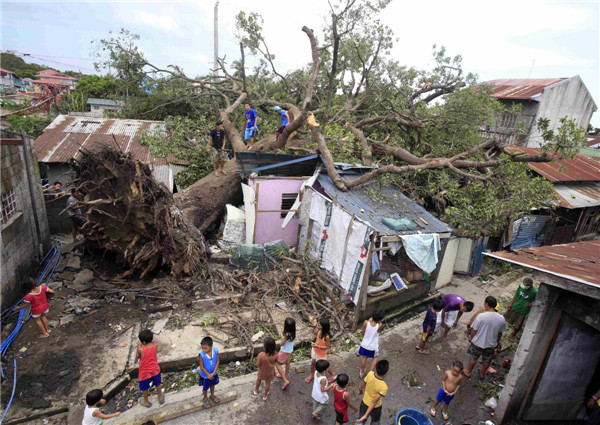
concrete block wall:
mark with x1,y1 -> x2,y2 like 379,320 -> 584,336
1,137 -> 51,310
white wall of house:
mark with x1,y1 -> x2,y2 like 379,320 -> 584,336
527,76 -> 597,147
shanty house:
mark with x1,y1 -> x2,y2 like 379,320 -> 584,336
486,241 -> 600,424
502,146 -> 600,248
483,76 -> 597,147
86,98 -> 125,117
34,115 -> 186,232
296,171 -> 453,320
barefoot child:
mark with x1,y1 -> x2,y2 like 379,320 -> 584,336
305,318 -> 336,383
334,373 -> 358,425
430,361 -> 464,421
199,336 -> 220,408
207,121 -> 227,176
311,359 -> 335,420
82,389 -> 121,424
253,337 -> 286,400
15,280 -> 54,338
416,300 -> 444,354
357,359 -> 389,424
275,317 -> 295,390
136,329 -> 164,408
359,310 -> 384,378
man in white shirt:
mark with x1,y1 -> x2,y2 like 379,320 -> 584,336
464,296 -> 506,379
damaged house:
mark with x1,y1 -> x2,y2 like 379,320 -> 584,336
228,153 -> 456,323
501,146 -> 600,250
33,114 -> 188,233
487,241 -> 600,424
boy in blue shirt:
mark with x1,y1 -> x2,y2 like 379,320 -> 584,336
198,336 -> 220,408
244,102 -> 258,150
273,106 -> 290,136
417,299 -> 444,355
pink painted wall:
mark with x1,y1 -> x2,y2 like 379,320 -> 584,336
250,177 -> 306,246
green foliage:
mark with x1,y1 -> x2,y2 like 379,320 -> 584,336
75,75 -> 119,98
6,114 -> 53,138
140,116 -> 214,188
0,52 -> 48,78
1,99 -> 32,111
58,91 -> 88,113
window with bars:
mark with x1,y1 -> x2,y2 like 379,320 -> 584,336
1,188 -> 19,225
280,193 -> 297,219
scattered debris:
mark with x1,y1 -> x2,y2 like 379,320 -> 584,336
65,255 -> 81,269
73,269 -> 94,285
152,317 -> 170,335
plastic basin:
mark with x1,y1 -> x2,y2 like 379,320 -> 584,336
396,408 -> 434,425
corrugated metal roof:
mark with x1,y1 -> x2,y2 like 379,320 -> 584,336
316,174 -> 452,235
87,98 -> 125,107
251,155 -> 320,177
504,145 -> 600,182
236,152 -> 311,177
485,240 -> 600,287
36,69 -> 78,80
33,78 -> 70,86
484,78 -> 568,100
510,215 -> 551,250
587,136 -> 600,148
34,114 -> 184,168
553,182 -> 600,209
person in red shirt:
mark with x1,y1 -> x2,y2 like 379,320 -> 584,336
15,280 -> 54,338
136,329 -> 164,408
334,373 -> 358,424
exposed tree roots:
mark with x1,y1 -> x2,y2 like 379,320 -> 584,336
72,147 -> 210,278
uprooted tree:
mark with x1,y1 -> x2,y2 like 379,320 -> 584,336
93,0 -> 586,240
72,148 -> 210,277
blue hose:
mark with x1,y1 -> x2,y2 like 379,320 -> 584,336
0,359 -> 17,424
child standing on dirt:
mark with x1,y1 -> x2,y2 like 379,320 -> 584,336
357,359 -> 389,424
416,299 -> 444,355
334,373 -> 358,425
311,359 -> 335,420
136,329 -> 164,408
82,389 -> 121,424
305,317 -> 336,384
430,361 -> 464,421
199,336 -> 220,408
275,317 -> 295,388
15,280 -> 54,338
253,337 -> 290,400
359,309 -> 384,378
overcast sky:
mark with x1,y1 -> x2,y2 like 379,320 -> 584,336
2,0 -> 598,126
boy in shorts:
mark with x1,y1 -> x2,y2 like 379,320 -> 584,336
207,121 -> 227,176
357,359 -> 389,424
430,361 -> 463,420
243,102 -> 258,149
417,299 -> 444,354
199,336 -> 220,408
136,329 -> 164,407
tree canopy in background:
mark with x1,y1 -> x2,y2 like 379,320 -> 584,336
0,52 -> 49,78
86,1 -> 586,235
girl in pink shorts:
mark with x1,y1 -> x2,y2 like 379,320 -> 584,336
276,317 -> 295,388
16,280 -> 54,338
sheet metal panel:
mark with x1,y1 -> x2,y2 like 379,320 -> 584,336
485,240 -> 600,287
553,183 -> 600,209
316,174 -> 452,235
485,78 -> 567,100
511,215 -> 551,250
505,145 -> 600,182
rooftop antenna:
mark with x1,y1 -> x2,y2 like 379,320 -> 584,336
527,59 -> 535,78
214,1 -> 219,76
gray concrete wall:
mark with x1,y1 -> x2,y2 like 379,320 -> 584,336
1,136 -> 51,310
527,76 -> 597,147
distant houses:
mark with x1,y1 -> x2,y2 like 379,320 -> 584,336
86,98 -> 125,117
35,69 -> 79,90
483,76 -> 597,147
0,68 -> 34,93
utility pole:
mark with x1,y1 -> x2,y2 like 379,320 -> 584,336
214,1 -> 219,76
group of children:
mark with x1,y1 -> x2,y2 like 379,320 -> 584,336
81,306 -> 466,424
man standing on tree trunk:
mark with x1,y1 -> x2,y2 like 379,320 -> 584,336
273,106 -> 289,139
208,121 -> 227,176
244,102 -> 258,150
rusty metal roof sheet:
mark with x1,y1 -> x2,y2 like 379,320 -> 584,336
485,241 -> 600,287
504,145 -> 600,182
553,182 -> 600,209
34,114 -> 183,167
484,78 -> 568,100
483,78 -> 568,101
